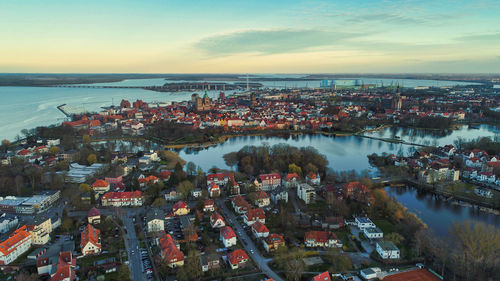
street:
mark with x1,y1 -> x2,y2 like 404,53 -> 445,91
121,209 -> 148,281
217,199 -> 284,281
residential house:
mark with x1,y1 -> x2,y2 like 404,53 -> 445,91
363,227 -> 383,239
243,208 -> 266,225
262,234 -> 285,252
270,187 -> 288,203
231,195 -> 251,214
360,268 -> 382,280
220,226 -> 237,247
37,251 -> 76,281
306,172 -> 321,185
146,210 -> 165,233
0,213 -> 18,234
355,217 -> 376,230
312,271 -> 331,281
321,217 -> 344,230
210,212 -> 225,229
190,188 -> 202,198
227,249 -> 248,270
172,201 -> 190,216
376,241 -> 400,259
81,224 -> 101,256
282,173 -> 300,188
342,182 -> 373,205
101,191 -> 143,207
91,179 -> 110,195
304,231 -> 342,248
298,183 -> 315,204
207,173 -> 235,186
0,226 -> 32,265
254,190 -> 270,207
203,199 -> 215,212
158,231 -> 184,268
138,175 -> 159,188
28,217 -> 54,245
164,189 -> 180,202
258,173 -> 281,191
200,253 -> 220,272
87,207 -> 100,225
208,182 -> 221,198
251,221 -> 269,238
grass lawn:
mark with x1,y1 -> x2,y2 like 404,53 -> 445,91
373,219 -> 395,233
79,253 -> 117,268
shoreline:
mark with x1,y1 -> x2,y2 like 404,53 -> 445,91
161,125 -> 392,149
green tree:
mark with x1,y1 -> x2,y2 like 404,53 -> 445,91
49,146 -> 60,155
82,134 -> 91,144
186,161 -> 196,176
87,153 -> 97,165
176,180 -> 194,199
79,183 -> 91,193
117,264 -> 132,281
386,232 -> 405,246
288,163 -> 302,176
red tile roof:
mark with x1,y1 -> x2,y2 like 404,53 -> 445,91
80,224 -> 101,250
227,249 -> 248,265
259,173 -> 280,181
251,221 -> 269,233
0,226 -> 31,256
220,226 -> 236,240
256,190 -> 269,199
92,179 -> 109,188
304,231 -> 337,243
313,271 -> 331,281
245,208 -> 265,221
158,232 -> 184,264
173,200 -> 188,211
88,207 -> 100,217
101,191 -> 142,201
285,173 -> 299,181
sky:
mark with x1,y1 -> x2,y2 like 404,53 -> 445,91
1,0 -> 500,73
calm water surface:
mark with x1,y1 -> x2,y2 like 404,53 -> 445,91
178,131 -> 500,236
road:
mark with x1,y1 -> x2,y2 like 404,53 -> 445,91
121,209 -> 147,281
217,199 -> 284,281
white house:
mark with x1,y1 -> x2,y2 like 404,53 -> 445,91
220,226 -> 237,247
190,188 -> 202,198
363,227 -> 383,239
210,212 -> 226,229
355,217 -> 375,229
251,221 -> 269,238
0,213 -> 18,234
297,183 -> 315,204
146,211 -> 165,233
376,241 -> 400,259
360,267 -> 382,280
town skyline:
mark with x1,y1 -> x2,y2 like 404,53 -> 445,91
2,0 -> 500,73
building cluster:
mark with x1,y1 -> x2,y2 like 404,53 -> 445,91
383,144 -> 500,193
0,191 -> 60,215
0,215 -> 60,265
49,84 -> 500,141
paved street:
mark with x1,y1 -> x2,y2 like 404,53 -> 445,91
217,199 -> 284,281
121,209 -> 147,281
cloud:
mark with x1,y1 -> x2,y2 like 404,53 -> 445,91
344,13 -> 427,25
455,32 -> 500,42
194,28 -> 363,56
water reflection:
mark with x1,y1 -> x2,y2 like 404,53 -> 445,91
386,186 -> 499,236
